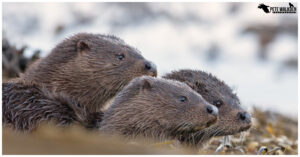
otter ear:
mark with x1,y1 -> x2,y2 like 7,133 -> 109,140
141,79 -> 153,90
77,40 -> 90,53
195,81 -> 206,88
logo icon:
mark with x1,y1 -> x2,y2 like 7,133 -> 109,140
258,4 -> 270,13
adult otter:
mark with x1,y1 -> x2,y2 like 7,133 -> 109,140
21,33 -> 157,113
100,76 -> 218,141
163,69 -> 251,146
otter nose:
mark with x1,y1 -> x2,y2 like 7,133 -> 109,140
238,112 -> 251,123
206,105 -> 218,116
144,61 -> 157,74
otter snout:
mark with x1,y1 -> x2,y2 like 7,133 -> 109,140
238,112 -> 251,124
237,111 -> 252,131
205,105 -> 218,127
144,61 -> 157,77
206,105 -> 218,116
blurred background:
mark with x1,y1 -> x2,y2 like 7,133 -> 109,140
2,2 -> 298,119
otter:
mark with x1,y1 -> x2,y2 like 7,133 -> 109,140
100,76 -> 218,141
20,33 -> 157,113
163,69 -> 251,146
3,33 -> 155,131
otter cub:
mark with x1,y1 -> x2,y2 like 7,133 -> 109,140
163,69 -> 251,146
100,76 -> 218,141
22,33 -> 157,113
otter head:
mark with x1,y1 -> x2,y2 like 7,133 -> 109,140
28,33 -> 157,113
163,70 -> 252,144
75,33 -> 157,80
100,76 -> 218,140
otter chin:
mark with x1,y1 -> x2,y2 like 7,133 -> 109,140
239,125 -> 252,132
206,117 -> 218,127
100,76 -> 218,141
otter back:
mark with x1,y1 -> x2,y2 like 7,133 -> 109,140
2,82 -> 82,131
2,81 -> 106,131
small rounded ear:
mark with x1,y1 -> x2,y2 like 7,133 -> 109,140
195,81 -> 205,88
77,40 -> 90,53
141,78 -> 153,90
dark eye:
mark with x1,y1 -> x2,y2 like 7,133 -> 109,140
179,96 -> 187,102
116,53 -> 125,60
214,100 -> 223,108
77,102 -> 81,108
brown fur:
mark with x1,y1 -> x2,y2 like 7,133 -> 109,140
163,69 -> 252,146
22,33 -> 157,113
100,76 -> 218,141
2,80 -> 105,131
2,81 -> 87,132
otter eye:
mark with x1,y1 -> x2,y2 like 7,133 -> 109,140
77,102 -> 82,108
116,53 -> 125,60
214,100 -> 223,108
179,96 -> 187,102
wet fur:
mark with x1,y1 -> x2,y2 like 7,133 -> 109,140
3,82 -> 80,131
2,80 -> 106,132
